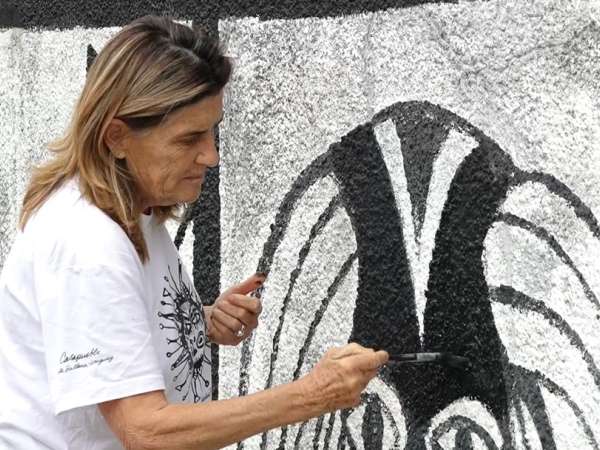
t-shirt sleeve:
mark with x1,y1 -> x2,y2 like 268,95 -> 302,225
35,231 -> 166,415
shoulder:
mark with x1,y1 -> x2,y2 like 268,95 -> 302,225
26,179 -> 143,271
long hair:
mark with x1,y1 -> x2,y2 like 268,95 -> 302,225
19,16 -> 231,263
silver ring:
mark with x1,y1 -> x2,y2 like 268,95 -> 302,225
235,325 -> 246,338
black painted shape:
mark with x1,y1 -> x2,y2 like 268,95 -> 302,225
255,153 -> 332,275
86,44 -> 97,72
512,394 -> 533,450
372,101 -> 512,448
391,105 -> 450,238
323,413 -> 337,450
362,394 -> 385,449
329,123 -> 419,354
422,141 -> 512,414
455,426 -> 474,449
0,5 -> 20,27
237,100 -> 600,449
191,167 -> 221,400
506,364 -> 557,450
377,396 -> 403,448
0,1 -> 204,29
340,409 -> 358,450
430,416 -> 500,450
499,212 -> 600,310
1,0 -> 457,28
309,414 -> 326,450
507,363 -> 600,450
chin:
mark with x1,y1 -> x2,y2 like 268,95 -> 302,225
181,188 -> 203,204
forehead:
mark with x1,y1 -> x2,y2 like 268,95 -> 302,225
162,91 -> 224,132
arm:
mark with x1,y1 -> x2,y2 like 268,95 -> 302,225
99,344 -> 389,450
99,377 -> 318,450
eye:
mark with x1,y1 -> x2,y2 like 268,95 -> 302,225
179,134 -> 202,147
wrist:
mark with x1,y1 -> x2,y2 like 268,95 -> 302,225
288,375 -> 326,421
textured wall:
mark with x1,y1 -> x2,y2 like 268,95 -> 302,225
1,1 -> 600,449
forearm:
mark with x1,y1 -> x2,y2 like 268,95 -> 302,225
139,380 -> 322,450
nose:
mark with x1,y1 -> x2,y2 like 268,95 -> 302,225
196,137 -> 220,168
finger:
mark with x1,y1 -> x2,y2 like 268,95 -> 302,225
208,318 -> 229,338
217,300 -> 259,330
361,368 -> 379,382
225,273 -> 266,296
349,350 -> 389,371
211,308 -> 244,335
227,294 -> 262,315
216,299 -> 251,322
333,342 -> 367,359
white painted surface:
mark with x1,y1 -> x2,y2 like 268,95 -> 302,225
1,1 -> 599,448
218,0 -> 600,448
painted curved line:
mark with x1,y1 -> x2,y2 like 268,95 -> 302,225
278,249 -> 357,449
309,414 -> 326,450
512,170 -> 600,241
278,252 -> 358,450
299,391 -> 403,450
292,250 -> 358,381
258,195 -> 343,450
498,212 -> 600,310
508,363 -> 599,450
236,154 -> 334,450
264,193 -> 343,389
237,152 -> 333,395
366,392 -> 403,449
504,357 -> 558,450
337,407 -> 358,450
322,412 -> 337,450
491,285 -> 600,390
430,415 -> 500,450
256,152 -> 334,273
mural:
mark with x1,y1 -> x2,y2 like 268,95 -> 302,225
1,1 -> 600,449
218,101 -> 600,449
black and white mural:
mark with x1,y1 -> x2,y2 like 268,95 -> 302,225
1,1 -> 599,448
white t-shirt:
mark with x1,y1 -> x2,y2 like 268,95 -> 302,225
0,178 -> 212,449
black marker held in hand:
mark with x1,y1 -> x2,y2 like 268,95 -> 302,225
235,273 -> 266,338
252,272 -> 266,298
386,352 -> 470,369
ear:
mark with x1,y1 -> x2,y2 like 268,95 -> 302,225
104,118 -> 130,159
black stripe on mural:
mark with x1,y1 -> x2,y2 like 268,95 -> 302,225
1,0 -> 457,29
278,251 -> 357,450
491,285 -> 600,390
506,365 -> 557,450
507,363 -> 600,450
236,153 -> 333,404
330,122 -> 420,354
430,416 -> 500,450
258,195 -> 343,450
512,170 -> 600,241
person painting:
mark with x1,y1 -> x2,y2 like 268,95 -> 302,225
0,16 -> 388,449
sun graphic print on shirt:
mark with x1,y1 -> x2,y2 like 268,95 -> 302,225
158,259 -> 211,403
